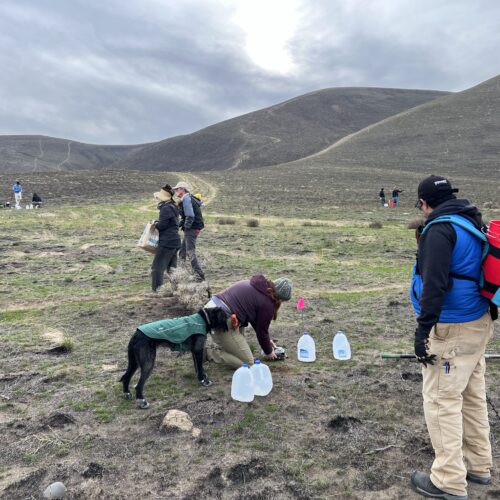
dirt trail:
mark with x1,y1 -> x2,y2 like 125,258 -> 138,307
181,172 -> 218,205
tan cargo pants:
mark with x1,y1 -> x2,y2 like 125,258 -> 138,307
423,312 -> 494,496
207,318 -> 254,368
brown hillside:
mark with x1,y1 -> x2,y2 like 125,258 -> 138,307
114,88 -> 447,171
0,135 -> 144,173
294,75 -> 500,176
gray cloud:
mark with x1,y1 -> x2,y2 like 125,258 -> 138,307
1,0 -> 500,144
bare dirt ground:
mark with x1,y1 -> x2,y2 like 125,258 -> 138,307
1,167 -> 499,499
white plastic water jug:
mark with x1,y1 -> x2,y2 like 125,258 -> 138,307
231,363 -> 254,402
297,332 -> 316,362
250,360 -> 273,396
333,330 -> 351,360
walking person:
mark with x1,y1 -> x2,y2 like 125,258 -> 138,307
392,186 -> 403,206
150,184 -> 181,294
409,175 -> 497,499
379,188 -> 386,205
173,181 -> 205,282
205,275 -> 293,368
12,180 -> 22,206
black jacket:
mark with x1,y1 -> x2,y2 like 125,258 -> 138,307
156,201 -> 181,248
415,198 -> 487,334
179,195 -> 204,230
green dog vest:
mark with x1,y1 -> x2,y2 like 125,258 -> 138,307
138,313 -> 207,352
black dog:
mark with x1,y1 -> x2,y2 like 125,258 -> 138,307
120,307 -> 227,409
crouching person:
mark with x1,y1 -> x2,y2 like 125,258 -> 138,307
205,275 -> 292,368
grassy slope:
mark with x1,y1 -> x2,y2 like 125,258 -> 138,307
0,169 -> 499,499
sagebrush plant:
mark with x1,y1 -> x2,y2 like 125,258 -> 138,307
246,219 -> 259,227
407,217 -> 425,229
217,217 -> 237,225
169,266 -> 208,310
368,221 -> 383,229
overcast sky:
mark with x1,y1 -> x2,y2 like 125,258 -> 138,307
1,0 -> 500,144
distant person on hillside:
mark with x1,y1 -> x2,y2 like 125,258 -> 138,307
12,181 -> 22,205
173,181 -> 205,282
205,275 -> 293,368
409,175 -> 496,499
32,193 -> 42,208
379,188 -> 386,205
392,187 -> 403,206
150,184 -> 181,294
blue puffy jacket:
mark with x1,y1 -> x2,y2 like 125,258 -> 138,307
410,199 -> 489,332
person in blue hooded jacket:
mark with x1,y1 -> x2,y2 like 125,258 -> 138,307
409,175 -> 496,500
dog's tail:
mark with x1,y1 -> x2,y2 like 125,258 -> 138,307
120,334 -> 138,382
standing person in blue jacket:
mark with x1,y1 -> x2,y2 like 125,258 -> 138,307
173,181 -> 205,282
410,175 -> 496,500
150,184 -> 181,294
12,180 -> 22,205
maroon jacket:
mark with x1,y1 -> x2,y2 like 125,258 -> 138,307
216,275 -> 275,354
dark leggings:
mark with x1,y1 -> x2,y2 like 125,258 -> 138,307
151,246 -> 179,291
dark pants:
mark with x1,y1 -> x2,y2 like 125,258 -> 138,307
151,246 -> 178,291
179,229 -> 205,281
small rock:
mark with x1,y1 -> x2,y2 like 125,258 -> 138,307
43,481 -> 66,499
161,409 -> 201,437
328,396 -> 337,402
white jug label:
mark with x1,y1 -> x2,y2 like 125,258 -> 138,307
299,349 -> 309,358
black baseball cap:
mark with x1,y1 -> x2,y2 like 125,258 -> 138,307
416,175 -> 459,207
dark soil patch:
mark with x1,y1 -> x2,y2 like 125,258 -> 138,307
45,345 -> 71,355
327,416 -> 361,432
82,462 -> 105,478
41,412 -> 76,429
401,372 -> 422,382
227,459 -> 270,484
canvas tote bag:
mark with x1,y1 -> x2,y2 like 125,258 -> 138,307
138,222 -> 159,253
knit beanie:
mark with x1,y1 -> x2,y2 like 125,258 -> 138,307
273,278 -> 293,301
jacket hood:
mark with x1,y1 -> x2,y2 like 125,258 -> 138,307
250,275 -> 271,295
427,198 -> 483,228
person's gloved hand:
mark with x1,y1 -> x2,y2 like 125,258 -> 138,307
414,327 -> 436,367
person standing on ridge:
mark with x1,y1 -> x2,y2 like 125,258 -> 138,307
379,188 -> 386,205
150,184 -> 181,294
392,186 -> 403,206
173,181 -> 205,282
409,175 -> 497,500
12,180 -> 22,206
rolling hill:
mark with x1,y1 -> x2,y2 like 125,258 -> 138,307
0,87 -> 446,173
0,135 -> 145,173
114,88 -> 447,171
291,75 -> 500,176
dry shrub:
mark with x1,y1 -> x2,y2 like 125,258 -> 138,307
169,266 -> 208,311
218,217 -> 237,225
246,219 -> 259,227
368,221 -> 383,229
407,217 -> 425,229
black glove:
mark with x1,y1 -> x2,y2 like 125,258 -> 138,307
414,327 -> 436,367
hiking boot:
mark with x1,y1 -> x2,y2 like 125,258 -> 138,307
466,472 -> 491,485
411,471 -> 468,499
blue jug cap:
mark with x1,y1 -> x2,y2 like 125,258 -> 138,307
242,363 -> 248,368
303,331 -> 309,335
255,359 -> 261,364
